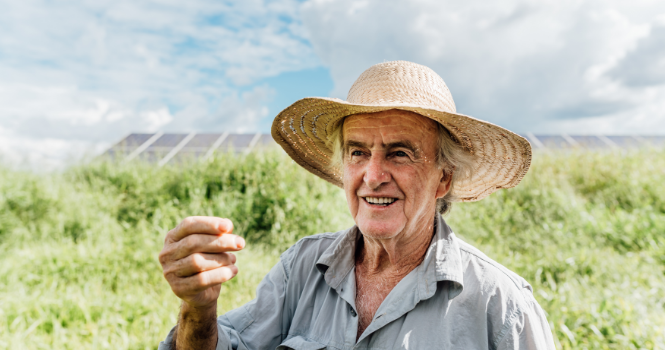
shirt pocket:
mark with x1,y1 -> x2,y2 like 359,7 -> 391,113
276,335 -> 327,350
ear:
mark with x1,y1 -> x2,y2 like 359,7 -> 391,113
435,169 -> 452,199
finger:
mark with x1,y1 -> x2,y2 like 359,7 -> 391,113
168,217 -> 234,242
170,265 -> 239,297
160,233 -> 244,265
169,252 -> 237,277
171,233 -> 245,260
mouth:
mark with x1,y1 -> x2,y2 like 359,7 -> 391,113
363,197 -> 398,207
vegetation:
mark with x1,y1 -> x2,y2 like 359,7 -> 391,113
0,149 -> 663,349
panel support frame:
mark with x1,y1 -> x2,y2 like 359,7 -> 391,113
124,132 -> 164,162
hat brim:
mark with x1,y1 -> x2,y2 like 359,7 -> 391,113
271,97 -> 532,202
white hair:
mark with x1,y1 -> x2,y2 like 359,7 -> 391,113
327,113 -> 474,215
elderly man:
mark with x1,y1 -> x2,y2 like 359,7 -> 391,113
158,61 -> 555,349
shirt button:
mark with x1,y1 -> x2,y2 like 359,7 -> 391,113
350,308 -> 357,317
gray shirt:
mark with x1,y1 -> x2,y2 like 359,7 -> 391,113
160,215 -> 555,349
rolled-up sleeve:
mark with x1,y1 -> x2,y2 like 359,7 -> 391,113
495,292 -> 556,350
158,252 -> 291,350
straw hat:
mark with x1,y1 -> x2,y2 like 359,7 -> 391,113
271,60 -> 532,202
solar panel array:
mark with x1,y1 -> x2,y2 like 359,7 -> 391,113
104,133 -> 665,166
104,133 -> 277,165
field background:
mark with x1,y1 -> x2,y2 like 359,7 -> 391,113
0,150 -> 664,349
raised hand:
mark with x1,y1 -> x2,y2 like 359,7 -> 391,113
159,216 -> 245,310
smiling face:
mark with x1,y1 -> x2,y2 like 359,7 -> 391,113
342,110 -> 452,241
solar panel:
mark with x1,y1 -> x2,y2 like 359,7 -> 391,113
104,133 -> 155,159
148,134 -> 188,148
643,136 -> 665,147
152,133 -> 218,164
122,133 -> 154,147
229,134 -> 256,150
606,136 -> 641,148
183,133 -> 222,148
536,135 -> 571,148
570,136 -> 606,149
104,133 -> 663,164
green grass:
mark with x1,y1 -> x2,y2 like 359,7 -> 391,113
0,150 -> 664,349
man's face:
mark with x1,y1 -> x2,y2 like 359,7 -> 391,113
342,110 -> 451,241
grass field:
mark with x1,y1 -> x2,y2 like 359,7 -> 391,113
0,149 -> 664,349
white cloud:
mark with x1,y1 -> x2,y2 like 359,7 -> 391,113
166,84 -> 275,133
3,0 -> 665,169
301,0 -> 665,134
0,0 -> 317,169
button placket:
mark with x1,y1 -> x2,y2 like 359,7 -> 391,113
345,303 -> 359,348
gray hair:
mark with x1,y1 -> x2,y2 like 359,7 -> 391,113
327,115 -> 474,215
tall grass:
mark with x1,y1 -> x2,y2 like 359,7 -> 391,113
0,150 -> 663,349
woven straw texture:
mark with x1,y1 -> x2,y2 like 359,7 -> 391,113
271,61 -> 532,202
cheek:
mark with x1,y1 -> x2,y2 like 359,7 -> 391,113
343,163 -> 364,186
343,166 -> 362,210
397,166 -> 440,207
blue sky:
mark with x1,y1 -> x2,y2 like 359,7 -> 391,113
0,0 -> 664,168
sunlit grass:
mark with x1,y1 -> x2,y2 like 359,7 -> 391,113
0,149 -> 663,349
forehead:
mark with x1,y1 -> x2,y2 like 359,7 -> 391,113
343,110 -> 438,141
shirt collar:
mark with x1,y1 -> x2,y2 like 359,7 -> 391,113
315,214 -> 464,300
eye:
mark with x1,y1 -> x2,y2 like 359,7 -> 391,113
394,151 -> 407,157
351,150 -> 363,156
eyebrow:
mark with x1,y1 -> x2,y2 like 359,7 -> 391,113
343,139 -> 420,156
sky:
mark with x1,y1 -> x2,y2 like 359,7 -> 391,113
1,0 -> 664,168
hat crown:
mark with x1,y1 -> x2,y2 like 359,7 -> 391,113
346,61 -> 457,113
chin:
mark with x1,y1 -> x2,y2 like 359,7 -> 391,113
356,220 -> 404,240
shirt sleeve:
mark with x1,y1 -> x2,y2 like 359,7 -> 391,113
495,292 -> 556,350
158,249 -> 293,350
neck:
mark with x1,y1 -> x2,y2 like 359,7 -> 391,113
356,216 -> 436,275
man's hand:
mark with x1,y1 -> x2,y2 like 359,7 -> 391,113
159,217 -> 245,349
159,216 -> 245,309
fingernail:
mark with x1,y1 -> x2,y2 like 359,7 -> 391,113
235,236 -> 245,249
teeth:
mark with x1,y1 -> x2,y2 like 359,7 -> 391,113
364,197 -> 396,205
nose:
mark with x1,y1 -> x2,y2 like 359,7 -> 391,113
363,154 -> 391,189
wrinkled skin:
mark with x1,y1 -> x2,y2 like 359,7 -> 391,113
158,217 -> 245,349
343,110 -> 450,249
342,110 -> 452,338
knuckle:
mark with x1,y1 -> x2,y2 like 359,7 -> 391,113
158,247 -> 172,265
182,217 -> 195,228
188,254 -> 203,271
180,234 -> 198,251
162,263 -> 178,277
164,274 -> 181,294
158,251 -> 167,265
194,272 -> 208,287
165,228 -> 176,242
